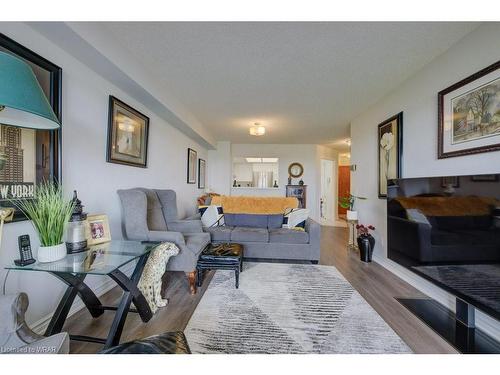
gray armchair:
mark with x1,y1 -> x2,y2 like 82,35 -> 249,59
0,293 -> 69,354
117,188 -> 210,294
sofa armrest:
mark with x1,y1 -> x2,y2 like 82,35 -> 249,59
148,231 -> 186,247
388,216 -> 432,262
305,218 -> 321,246
185,213 -> 201,220
167,219 -> 203,233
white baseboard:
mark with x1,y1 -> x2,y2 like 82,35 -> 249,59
372,254 -> 500,342
31,263 -> 134,335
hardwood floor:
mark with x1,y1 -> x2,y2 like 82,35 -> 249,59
66,226 -> 456,353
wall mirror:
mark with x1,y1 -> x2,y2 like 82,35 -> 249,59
288,162 -> 304,178
232,157 -> 279,188
0,33 -> 62,221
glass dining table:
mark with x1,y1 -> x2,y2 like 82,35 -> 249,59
6,240 -> 160,350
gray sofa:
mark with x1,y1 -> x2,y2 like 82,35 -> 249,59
205,213 -> 321,263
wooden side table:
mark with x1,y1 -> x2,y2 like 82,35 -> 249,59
347,219 -> 358,251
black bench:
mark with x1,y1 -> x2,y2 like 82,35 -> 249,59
196,243 -> 244,289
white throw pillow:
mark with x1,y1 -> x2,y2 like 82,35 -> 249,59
282,208 -> 309,229
406,208 -> 430,225
199,205 -> 225,228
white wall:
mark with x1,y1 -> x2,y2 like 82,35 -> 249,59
350,23 -> 500,339
207,141 -> 231,195
0,23 -> 207,329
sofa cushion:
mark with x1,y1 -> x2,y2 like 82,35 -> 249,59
267,214 -> 284,229
205,226 -> 234,242
269,228 -> 309,244
231,227 -> 269,242
224,213 -> 268,228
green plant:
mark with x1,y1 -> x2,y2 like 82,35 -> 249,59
338,194 -> 366,211
13,182 -> 75,247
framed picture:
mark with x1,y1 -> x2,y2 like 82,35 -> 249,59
441,176 -> 460,188
187,148 -> 197,184
378,112 -> 403,198
0,33 -> 62,222
198,158 -> 206,189
107,96 -> 149,168
85,214 -> 111,246
470,174 -> 499,182
438,60 -> 500,159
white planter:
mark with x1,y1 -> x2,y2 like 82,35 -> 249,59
346,210 -> 358,221
38,243 -> 67,263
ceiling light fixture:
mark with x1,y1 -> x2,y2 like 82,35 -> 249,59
249,122 -> 266,136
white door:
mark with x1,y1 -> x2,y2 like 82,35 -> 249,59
320,159 -> 335,223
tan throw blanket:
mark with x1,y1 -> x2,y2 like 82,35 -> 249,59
211,195 -> 298,214
395,196 -> 498,217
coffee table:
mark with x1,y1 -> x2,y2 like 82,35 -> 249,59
196,243 -> 243,289
6,240 -> 159,349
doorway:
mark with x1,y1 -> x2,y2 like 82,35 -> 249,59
320,159 -> 335,225
338,165 -> 351,220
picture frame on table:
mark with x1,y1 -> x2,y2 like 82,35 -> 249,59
198,158 -> 206,189
107,96 -> 150,168
187,148 -> 197,184
85,214 -> 111,246
438,60 -> 500,159
378,112 -> 403,198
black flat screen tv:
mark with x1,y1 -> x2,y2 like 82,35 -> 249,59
387,173 -> 500,321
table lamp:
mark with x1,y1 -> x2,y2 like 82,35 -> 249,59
0,50 -> 61,249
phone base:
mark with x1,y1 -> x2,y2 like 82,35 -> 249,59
14,258 -> 36,267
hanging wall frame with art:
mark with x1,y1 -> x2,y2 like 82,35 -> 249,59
107,96 -> 150,168
438,60 -> 500,159
378,112 -> 403,198
198,158 -> 206,189
187,148 -> 197,184
0,33 -> 62,222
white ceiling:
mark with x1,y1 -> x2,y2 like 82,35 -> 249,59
102,22 -> 478,146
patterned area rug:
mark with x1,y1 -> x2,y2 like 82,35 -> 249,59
185,262 -> 412,353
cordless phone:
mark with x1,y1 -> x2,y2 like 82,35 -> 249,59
14,234 -> 36,266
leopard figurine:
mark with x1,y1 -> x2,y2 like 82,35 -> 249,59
136,242 -> 179,314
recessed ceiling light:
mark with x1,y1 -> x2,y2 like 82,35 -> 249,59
249,122 -> 266,136
262,158 -> 278,163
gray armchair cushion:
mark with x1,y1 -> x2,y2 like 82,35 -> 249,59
205,226 -> 234,242
137,188 -> 168,231
155,190 -> 179,223
231,227 -> 269,243
167,220 -> 203,233
269,228 -> 309,244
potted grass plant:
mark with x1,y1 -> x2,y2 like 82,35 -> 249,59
338,194 -> 366,221
14,182 -> 75,263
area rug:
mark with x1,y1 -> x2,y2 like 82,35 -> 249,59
184,262 -> 412,354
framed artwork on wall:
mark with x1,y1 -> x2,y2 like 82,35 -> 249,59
107,96 -> 150,168
0,33 -> 62,222
198,158 -> 206,189
441,176 -> 460,188
378,112 -> 403,198
187,148 -> 197,184
438,60 -> 500,159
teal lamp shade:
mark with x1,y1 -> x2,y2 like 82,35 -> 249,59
0,51 -> 60,129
